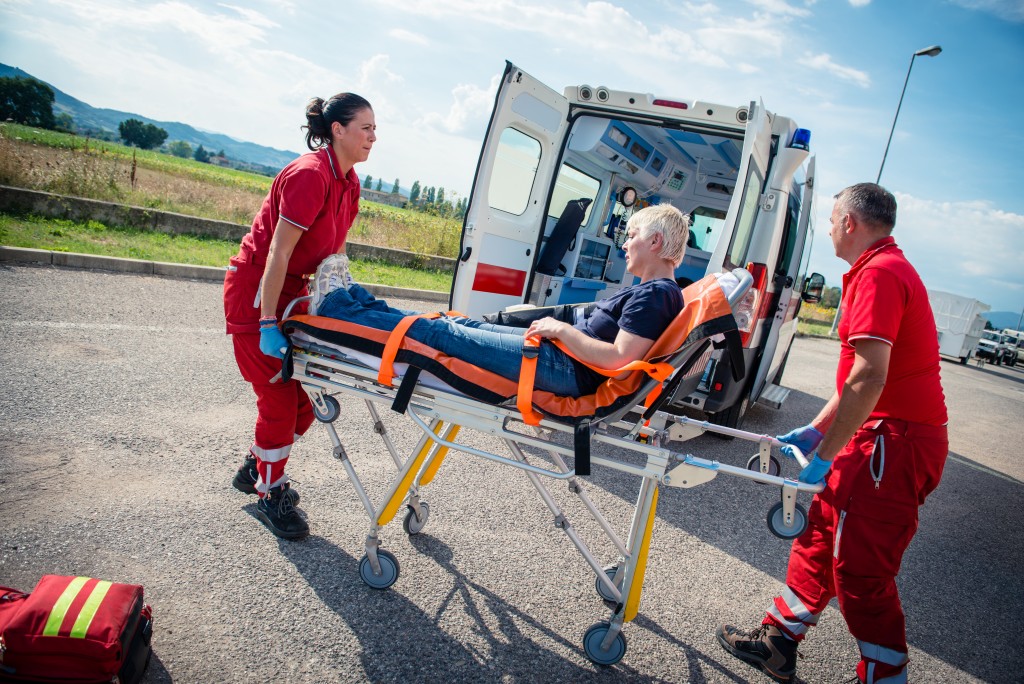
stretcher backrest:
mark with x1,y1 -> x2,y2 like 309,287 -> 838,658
283,272 -> 740,426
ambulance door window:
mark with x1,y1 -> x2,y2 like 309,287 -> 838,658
724,165 -> 764,269
549,164 -> 600,223
488,127 -> 542,216
691,207 -> 727,252
778,194 -> 800,274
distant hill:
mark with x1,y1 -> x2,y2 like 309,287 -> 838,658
1,63 -> 300,171
982,311 -> 1023,331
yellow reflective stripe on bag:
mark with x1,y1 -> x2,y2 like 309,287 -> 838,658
42,576 -> 90,636
70,580 -> 112,638
41,577 -> 113,638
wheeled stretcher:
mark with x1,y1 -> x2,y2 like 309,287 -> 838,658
279,268 -> 824,665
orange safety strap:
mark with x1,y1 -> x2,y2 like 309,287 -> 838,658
516,334 -> 546,425
515,337 -> 676,426
377,311 -> 467,386
378,312 -> 442,386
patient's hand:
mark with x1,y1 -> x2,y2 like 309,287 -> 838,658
526,317 -> 569,340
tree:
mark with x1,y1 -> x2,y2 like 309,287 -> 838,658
425,186 -> 435,204
53,112 -> 75,133
375,178 -> 383,191
217,149 -> 225,157
167,140 -> 192,158
0,76 -> 56,129
391,178 -> 400,194
436,187 -> 446,206
363,174 -> 372,189
821,286 -> 841,309
118,118 -> 168,149
409,180 -> 421,204
193,144 -> 211,163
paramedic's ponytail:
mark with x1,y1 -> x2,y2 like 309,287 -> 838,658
303,93 -> 373,151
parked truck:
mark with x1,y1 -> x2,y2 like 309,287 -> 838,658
976,330 -> 1017,366
927,290 -> 989,364
1000,328 -> 1024,365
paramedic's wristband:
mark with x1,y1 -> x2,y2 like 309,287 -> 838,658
259,316 -> 278,329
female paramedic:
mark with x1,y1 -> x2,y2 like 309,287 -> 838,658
316,204 -> 690,398
223,92 -> 375,540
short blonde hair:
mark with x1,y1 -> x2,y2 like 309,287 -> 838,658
627,204 -> 690,267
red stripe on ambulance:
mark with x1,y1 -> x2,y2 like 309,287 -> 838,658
472,263 -> 527,296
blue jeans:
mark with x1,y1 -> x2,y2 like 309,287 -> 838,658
317,285 -> 582,396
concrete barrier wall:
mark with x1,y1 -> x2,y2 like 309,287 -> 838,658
0,185 -> 457,272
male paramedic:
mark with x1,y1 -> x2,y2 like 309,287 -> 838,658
716,183 -> 948,684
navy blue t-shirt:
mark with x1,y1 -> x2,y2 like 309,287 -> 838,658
570,278 -> 683,395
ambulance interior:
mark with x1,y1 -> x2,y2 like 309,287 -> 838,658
501,114 -> 743,307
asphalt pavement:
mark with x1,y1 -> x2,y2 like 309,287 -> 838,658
0,261 -> 1021,683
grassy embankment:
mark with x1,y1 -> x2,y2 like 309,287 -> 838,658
0,123 -> 458,291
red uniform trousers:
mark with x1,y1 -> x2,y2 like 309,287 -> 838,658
225,256 -> 315,495
764,419 -> 948,684
232,332 -> 314,494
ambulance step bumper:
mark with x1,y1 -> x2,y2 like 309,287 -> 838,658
757,383 -> 790,410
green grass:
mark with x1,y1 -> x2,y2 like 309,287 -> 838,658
0,213 -> 452,292
797,319 -> 836,337
0,122 -> 273,193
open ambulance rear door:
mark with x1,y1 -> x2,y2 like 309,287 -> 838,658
450,62 -> 571,317
751,154 -> 815,404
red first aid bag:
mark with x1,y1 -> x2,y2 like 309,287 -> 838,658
0,576 -> 152,683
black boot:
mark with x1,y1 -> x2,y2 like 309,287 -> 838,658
232,456 -> 298,504
716,623 -> 797,683
255,485 -> 309,540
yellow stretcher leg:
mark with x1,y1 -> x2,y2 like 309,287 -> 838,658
418,424 -> 461,486
376,422 -> 444,526
624,486 -> 659,622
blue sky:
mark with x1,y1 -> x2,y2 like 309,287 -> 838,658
2,0 -> 1022,312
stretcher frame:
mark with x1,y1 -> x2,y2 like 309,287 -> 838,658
280,272 -> 824,665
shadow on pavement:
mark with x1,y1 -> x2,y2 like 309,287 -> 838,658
276,531 -> 656,682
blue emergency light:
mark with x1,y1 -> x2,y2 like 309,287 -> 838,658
790,128 -> 811,150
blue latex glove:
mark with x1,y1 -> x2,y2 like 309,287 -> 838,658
777,424 -> 824,460
259,325 -> 289,359
799,454 -> 832,484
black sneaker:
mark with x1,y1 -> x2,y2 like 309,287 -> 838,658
716,623 -> 797,683
232,456 -> 299,505
255,485 -> 309,540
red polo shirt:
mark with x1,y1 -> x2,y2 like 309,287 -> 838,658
239,145 -> 361,276
837,237 -> 947,426
225,146 -> 361,334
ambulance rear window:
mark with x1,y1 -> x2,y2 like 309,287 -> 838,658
488,127 -> 542,216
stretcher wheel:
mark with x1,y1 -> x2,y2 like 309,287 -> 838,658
402,502 -> 430,535
595,566 -> 621,603
358,549 -> 400,590
582,621 -> 627,666
767,501 -> 808,540
746,454 -> 781,480
313,395 -> 340,423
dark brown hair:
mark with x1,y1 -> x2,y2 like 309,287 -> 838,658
303,93 -> 372,151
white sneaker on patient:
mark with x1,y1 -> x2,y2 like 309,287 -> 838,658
310,253 -> 354,315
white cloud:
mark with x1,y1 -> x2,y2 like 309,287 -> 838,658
799,53 -> 871,88
947,0 -> 1024,22
746,0 -> 813,17
388,28 -> 430,45
419,74 -> 500,134
848,0 -> 871,7
812,192 -> 1024,310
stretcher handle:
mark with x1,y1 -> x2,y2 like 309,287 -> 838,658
282,295 -> 312,320
773,440 -> 809,468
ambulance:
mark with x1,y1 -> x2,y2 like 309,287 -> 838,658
450,62 -> 825,430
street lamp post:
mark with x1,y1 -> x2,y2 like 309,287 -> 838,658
877,45 -> 942,184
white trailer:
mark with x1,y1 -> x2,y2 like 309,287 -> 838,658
928,290 -> 990,364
